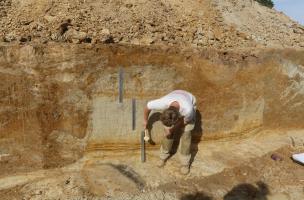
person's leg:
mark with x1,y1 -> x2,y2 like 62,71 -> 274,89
158,133 -> 174,167
179,122 -> 195,174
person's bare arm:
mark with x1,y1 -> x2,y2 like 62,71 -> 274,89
143,106 -> 151,129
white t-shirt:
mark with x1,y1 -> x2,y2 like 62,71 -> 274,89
147,90 -> 196,122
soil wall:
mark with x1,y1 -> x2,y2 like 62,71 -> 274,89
0,44 -> 303,173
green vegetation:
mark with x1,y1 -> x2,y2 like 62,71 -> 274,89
255,0 -> 274,8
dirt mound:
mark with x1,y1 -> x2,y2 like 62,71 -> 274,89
0,0 -> 303,49
216,0 -> 304,48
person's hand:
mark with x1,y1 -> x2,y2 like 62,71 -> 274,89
163,127 -> 173,137
164,131 -> 172,137
144,129 -> 150,141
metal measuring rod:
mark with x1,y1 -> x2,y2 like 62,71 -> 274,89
132,98 -> 136,130
141,130 -> 146,162
118,67 -> 124,103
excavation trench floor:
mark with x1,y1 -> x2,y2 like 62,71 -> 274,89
0,129 -> 303,200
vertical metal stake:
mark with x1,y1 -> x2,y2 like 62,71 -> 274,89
119,67 -> 124,103
141,130 -> 146,163
132,98 -> 136,130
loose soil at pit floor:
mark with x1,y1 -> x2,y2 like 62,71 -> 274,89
0,145 -> 303,200
163,145 -> 304,200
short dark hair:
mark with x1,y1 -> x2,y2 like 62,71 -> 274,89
160,106 -> 180,127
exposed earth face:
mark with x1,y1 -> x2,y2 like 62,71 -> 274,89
0,44 -> 303,199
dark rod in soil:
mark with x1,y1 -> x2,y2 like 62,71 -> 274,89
132,98 -> 136,130
141,130 -> 146,163
119,67 -> 124,103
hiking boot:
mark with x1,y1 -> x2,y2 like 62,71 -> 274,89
157,159 -> 166,168
180,165 -> 190,175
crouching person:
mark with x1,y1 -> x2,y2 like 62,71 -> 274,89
143,90 -> 196,175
